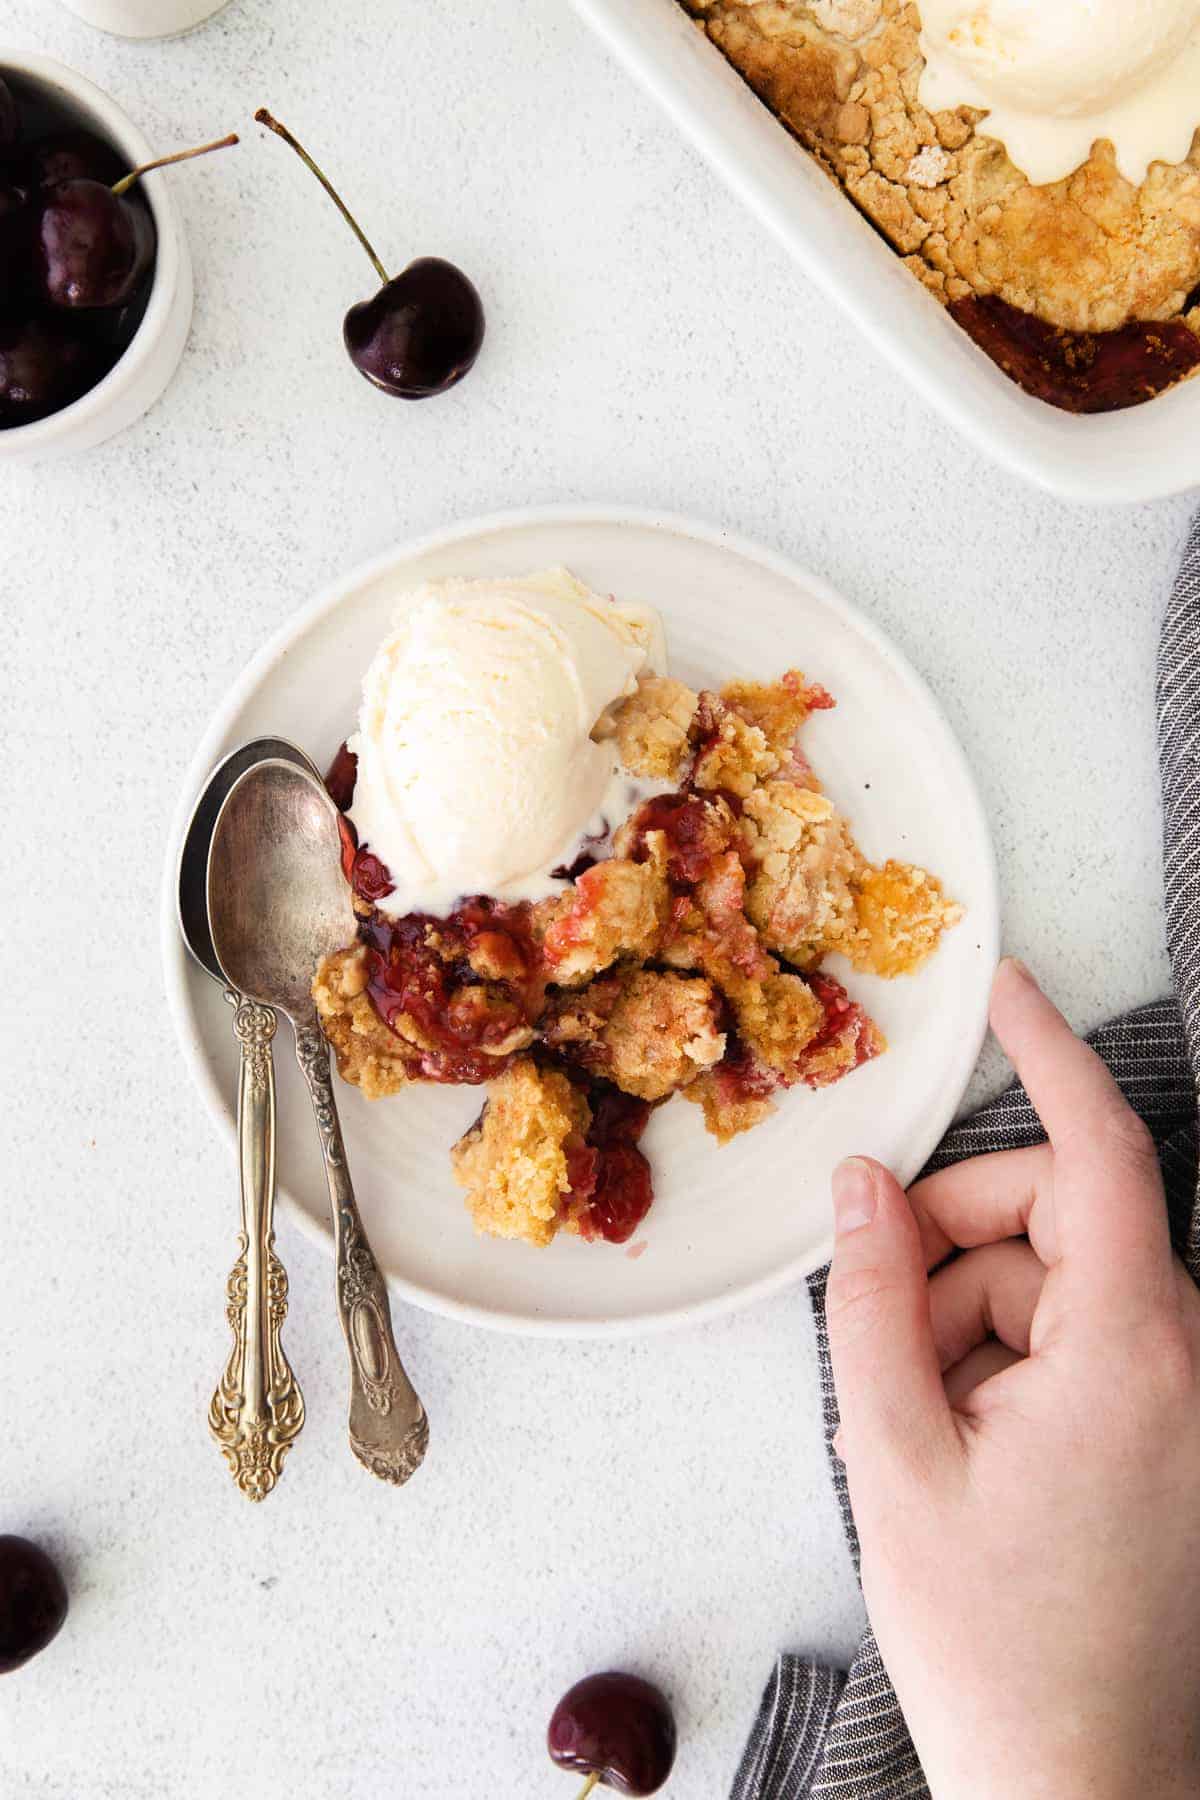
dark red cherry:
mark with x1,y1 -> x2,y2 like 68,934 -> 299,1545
344,256 -> 484,399
33,132 -> 236,313
0,1536 -> 68,1673
35,177 -> 155,310
0,312 -> 97,426
256,109 -> 485,401
548,1672 -> 676,1797
0,77 -> 17,154
0,183 -> 33,310
27,127 -> 126,190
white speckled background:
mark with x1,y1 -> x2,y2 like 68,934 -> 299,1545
0,0 -> 1190,1794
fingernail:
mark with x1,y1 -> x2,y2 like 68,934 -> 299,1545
833,1158 -> 877,1234
1004,956 -> 1036,987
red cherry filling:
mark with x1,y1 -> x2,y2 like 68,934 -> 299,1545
630,789 -> 736,884
324,740 -> 358,812
951,293 -> 1200,414
350,847 -> 394,903
358,900 -> 543,1084
797,970 -> 880,1085
710,1030 -> 781,1108
565,1084 -> 654,1245
624,791 -> 770,980
707,969 -> 879,1105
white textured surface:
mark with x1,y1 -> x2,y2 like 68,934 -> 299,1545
0,0 -> 1190,1795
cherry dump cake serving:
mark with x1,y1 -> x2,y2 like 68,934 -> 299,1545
680,0 -> 1200,411
312,568 -> 962,1249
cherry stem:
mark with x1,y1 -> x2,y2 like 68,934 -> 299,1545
111,133 -> 239,197
254,108 -> 389,286
575,1778 -> 601,1800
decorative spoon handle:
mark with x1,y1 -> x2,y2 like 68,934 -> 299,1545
293,1020 -> 429,1486
208,999 -> 305,1500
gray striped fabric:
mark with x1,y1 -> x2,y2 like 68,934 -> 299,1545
732,512 -> 1200,1800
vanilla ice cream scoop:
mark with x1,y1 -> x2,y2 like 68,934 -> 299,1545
346,568 -> 667,918
918,0 -> 1200,185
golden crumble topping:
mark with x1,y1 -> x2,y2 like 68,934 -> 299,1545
721,670 -> 833,775
541,848 -> 671,983
845,858 -> 963,977
544,968 -> 726,1100
741,781 -> 861,968
683,1071 -> 777,1144
614,674 -> 700,781
724,967 -> 824,1075
740,779 -> 962,976
692,694 -> 779,798
682,0 -> 1200,349
450,1057 -> 590,1246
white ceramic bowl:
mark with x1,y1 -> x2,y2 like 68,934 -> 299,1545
55,0 -> 231,39
0,51 -> 193,461
571,0 -> 1200,504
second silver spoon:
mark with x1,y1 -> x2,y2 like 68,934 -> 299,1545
207,757 -> 429,1486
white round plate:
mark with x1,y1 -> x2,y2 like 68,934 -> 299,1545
163,507 -> 999,1337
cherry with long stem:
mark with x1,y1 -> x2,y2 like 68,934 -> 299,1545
35,131 -> 240,313
253,106 -> 485,401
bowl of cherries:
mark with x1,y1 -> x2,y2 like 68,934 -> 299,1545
0,51 -> 212,459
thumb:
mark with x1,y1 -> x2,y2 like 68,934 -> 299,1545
825,1157 -> 959,1488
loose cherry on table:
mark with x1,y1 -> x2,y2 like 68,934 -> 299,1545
0,1535 -> 68,1674
35,133 -> 238,311
254,109 -> 485,400
548,1671 -> 677,1797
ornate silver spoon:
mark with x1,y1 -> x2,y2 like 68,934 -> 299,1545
176,737 -> 315,1500
206,757 -> 429,1487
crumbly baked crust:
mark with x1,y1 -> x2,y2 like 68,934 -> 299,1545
450,1059 -> 591,1246
544,967 -> 727,1100
614,673 -> 699,781
682,0 -> 1200,338
540,846 -> 671,984
316,668 -> 961,1244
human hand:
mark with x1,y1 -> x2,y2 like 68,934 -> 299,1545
826,958 -> 1200,1800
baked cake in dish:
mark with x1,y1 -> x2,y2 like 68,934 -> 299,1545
680,0 -> 1200,411
313,667 -> 962,1250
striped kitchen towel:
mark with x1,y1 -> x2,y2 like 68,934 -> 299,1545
731,510 -> 1200,1800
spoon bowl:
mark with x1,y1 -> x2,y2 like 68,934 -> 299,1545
177,736 -> 319,983
205,756 -> 354,1021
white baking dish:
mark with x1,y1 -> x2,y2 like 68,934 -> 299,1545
571,0 -> 1200,503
